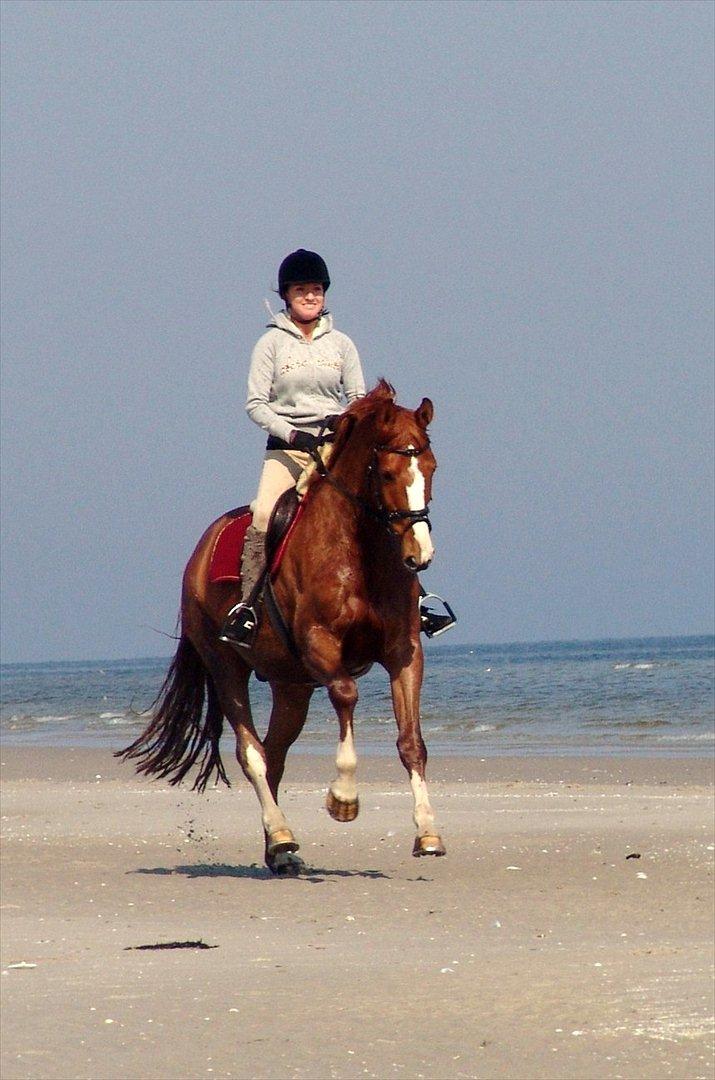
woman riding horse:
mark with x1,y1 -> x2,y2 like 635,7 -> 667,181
119,382 -> 449,873
219,249 -> 454,647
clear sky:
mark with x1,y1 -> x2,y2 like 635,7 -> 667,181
1,0 -> 713,663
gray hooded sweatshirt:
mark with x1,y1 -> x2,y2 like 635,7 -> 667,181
246,310 -> 365,444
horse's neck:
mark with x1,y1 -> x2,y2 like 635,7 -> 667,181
307,476 -> 363,552
327,437 -> 373,499
306,447 -> 399,571
296,443 -> 367,556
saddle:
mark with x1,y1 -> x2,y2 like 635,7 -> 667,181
208,506 -> 252,584
265,487 -> 303,573
208,490 -> 305,585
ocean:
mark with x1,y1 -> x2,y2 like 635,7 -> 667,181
1,635 -> 713,757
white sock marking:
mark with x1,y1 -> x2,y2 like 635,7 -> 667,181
244,743 -> 290,836
330,728 -> 358,803
410,769 -> 436,836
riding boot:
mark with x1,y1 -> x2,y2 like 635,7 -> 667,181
218,526 -> 267,648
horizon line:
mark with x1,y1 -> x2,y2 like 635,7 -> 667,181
1,630 -> 713,668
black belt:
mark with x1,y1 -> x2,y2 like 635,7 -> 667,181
266,435 -> 294,451
266,427 -> 336,452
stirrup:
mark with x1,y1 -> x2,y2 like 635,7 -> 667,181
419,593 -> 457,639
219,603 -> 258,649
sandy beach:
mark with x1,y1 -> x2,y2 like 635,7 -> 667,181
1,746 -> 713,1080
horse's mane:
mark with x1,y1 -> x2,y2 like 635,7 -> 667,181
343,378 -> 396,422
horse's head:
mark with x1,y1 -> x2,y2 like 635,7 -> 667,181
332,381 -> 437,572
371,391 -> 436,572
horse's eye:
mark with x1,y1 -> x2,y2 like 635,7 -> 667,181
381,470 -> 394,483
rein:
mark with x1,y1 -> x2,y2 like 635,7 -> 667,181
308,441 -> 432,535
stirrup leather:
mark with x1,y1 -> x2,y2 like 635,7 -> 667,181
419,592 -> 457,638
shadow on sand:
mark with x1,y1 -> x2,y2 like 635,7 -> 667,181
131,862 -> 389,882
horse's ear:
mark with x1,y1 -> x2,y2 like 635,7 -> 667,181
415,398 -> 434,429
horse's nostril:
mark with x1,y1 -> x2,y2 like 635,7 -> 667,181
405,555 -> 433,572
406,557 -> 432,573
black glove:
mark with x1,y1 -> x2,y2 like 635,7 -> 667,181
289,430 -> 320,452
322,413 -> 342,432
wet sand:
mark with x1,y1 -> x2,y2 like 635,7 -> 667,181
1,747 -> 713,1080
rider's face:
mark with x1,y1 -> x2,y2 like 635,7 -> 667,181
285,282 -> 325,323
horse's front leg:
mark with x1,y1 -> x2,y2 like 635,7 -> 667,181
326,675 -> 359,821
389,648 -> 446,857
305,627 -> 360,823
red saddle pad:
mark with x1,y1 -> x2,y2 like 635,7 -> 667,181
208,506 -> 252,583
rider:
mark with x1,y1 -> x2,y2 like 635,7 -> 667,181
220,249 -> 364,647
219,248 -> 455,648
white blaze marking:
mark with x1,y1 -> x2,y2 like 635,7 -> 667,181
410,769 -> 436,836
244,743 -> 289,836
330,728 -> 358,804
406,453 -> 434,565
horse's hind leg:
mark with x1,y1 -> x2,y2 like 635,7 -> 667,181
207,655 -> 303,874
263,681 -> 313,796
262,681 -> 313,870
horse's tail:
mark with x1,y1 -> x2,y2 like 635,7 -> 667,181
115,636 -> 229,793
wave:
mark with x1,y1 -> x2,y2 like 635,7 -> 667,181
424,721 -> 497,734
656,731 -> 715,743
590,718 -> 672,728
2,707 -> 151,731
4,713 -> 74,726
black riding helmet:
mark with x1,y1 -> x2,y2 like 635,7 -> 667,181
278,249 -> 330,298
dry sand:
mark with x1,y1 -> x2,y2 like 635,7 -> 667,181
1,747 -> 713,1080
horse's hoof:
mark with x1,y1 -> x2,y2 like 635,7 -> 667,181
267,850 -> 305,876
412,834 -> 446,857
265,828 -> 299,857
326,790 -> 359,822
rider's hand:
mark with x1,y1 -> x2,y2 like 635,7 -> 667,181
322,414 -> 342,432
289,430 -> 320,452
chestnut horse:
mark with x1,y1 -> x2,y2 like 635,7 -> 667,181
119,381 -> 446,873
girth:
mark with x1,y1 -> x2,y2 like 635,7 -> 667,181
263,576 -> 301,660
262,578 -> 373,680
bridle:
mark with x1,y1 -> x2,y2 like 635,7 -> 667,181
309,438 -> 433,537
367,443 -> 433,532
